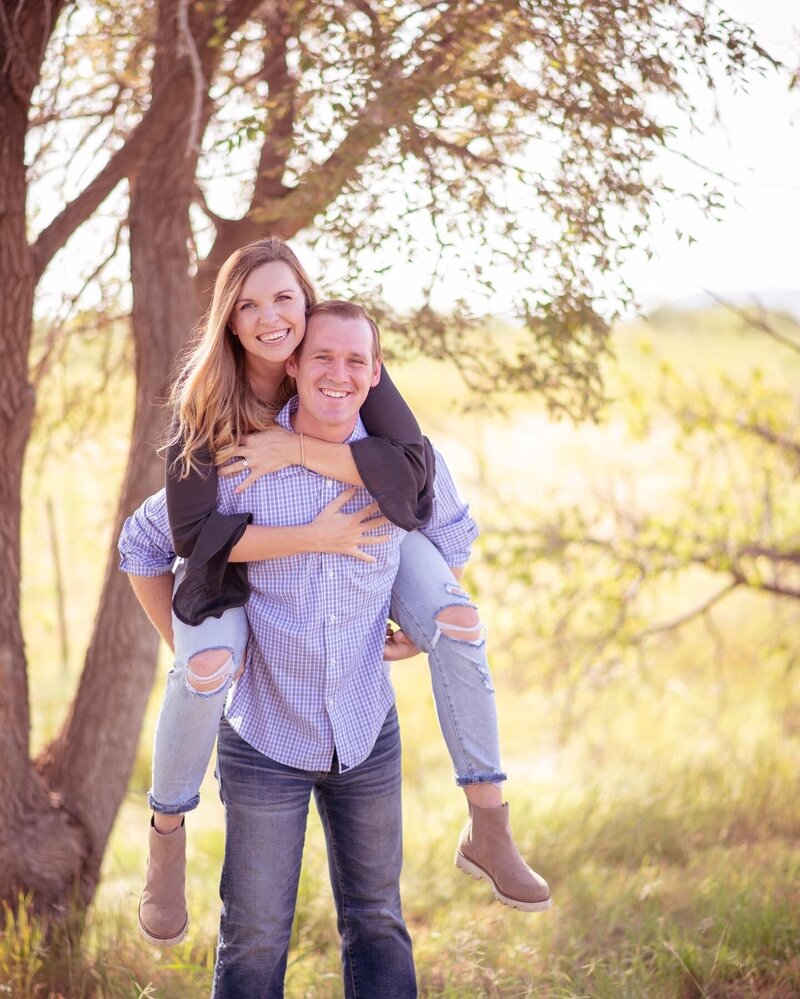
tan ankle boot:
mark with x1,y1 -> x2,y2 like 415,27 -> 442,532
456,802 -> 551,911
138,817 -> 189,946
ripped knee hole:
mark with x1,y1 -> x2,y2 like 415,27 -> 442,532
186,648 -> 237,693
435,605 -> 484,644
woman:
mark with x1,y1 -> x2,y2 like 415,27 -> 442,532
132,237 -> 550,947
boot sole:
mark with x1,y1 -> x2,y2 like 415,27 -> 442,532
138,909 -> 189,948
455,851 -> 552,912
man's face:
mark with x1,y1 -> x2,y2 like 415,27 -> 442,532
286,314 -> 381,441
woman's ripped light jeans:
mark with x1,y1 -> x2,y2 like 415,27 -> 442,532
149,531 -> 504,814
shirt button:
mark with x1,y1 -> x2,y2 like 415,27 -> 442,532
329,614 -> 336,623
328,569 -> 335,578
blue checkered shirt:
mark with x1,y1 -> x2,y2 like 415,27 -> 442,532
119,398 -> 477,773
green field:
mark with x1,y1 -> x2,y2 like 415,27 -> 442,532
5,309 -> 800,997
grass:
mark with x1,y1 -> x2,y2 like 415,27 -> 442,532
6,641 -> 798,997
4,310 -> 800,996
4,705 -> 798,997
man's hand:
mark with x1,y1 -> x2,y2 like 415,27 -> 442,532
383,626 -> 422,662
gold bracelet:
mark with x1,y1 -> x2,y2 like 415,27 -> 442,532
299,432 -> 305,467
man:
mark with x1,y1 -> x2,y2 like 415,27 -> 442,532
120,302 -> 478,997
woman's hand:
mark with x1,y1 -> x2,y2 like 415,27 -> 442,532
219,426 -> 301,493
307,488 -> 391,562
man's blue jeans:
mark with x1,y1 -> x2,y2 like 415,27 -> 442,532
211,707 -> 417,999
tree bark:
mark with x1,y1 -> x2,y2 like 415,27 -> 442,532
36,0 -> 209,903
0,0 -> 91,915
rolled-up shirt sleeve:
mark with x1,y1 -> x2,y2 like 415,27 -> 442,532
118,489 -> 176,576
420,449 -> 479,567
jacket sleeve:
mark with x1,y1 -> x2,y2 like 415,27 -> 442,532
354,365 -> 435,530
165,437 -> 252,626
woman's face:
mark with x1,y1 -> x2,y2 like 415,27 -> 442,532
228,260 -> 307,366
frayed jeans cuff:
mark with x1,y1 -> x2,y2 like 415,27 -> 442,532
455,771 -> 507,787
149,791 -> 201,814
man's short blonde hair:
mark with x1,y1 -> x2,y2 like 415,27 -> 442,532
302,300 -> 382,361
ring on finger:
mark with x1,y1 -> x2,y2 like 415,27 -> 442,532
241,457 -> 250,473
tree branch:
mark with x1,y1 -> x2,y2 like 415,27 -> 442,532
235,1 -> 483,234
31,225 -> 125,386
734,419 -> 800,467
638,580 -> 741,638
738,544 -> 800,567
31,0 -> 265,278
177,0 -> 206,158
31,69 -> 182,278
707,291 -> 800,356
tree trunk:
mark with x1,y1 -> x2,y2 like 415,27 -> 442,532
36,0 -> 206,904
35,418 -> 168,903
0,105 -> 88,919
1,0 -> 313,917
38,177 -> 200,906
0,0 -> 90,915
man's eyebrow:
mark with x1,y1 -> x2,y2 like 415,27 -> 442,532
310,344 -> 370,359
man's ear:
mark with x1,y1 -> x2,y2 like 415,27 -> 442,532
285,351 -> 299,378
370,357 -> 382,388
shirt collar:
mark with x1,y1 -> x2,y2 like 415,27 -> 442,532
276,395 -> 368,444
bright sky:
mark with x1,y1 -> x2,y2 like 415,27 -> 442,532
621,0 -> 800,312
